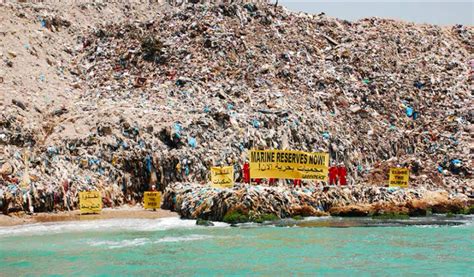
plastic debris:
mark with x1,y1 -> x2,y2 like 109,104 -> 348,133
0,2 -> 472,215
161,183 -> 468,220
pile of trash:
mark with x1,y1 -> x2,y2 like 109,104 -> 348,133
71,3 -> 472,189
1,2 -> 472,214
162,183 -> 469,220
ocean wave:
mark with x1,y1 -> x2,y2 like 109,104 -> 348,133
303,216 -> 332,221
413,225 -> 442,229
0,217 -> 229,237
89,238 -> 151,249
87,234 -> 214,249
157,234 -> 214,243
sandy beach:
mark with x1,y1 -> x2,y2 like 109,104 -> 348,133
0,206 -> 178,227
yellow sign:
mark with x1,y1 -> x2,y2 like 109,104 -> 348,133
389,168 -> 409,188
144,191 -> 162,209
79,191 -> 102,214
249,150 -> 329,180
211,166 -> 234,188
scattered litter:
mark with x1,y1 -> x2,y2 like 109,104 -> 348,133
0,2 -> 472,215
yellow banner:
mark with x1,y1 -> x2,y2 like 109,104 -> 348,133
144,191 -> 161,209
249,150 -> 329,180
79,191 -> 102,214
389,168 -> 409,188
211,166 -> 234,188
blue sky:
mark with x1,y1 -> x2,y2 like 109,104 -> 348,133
279,1 -> 473,25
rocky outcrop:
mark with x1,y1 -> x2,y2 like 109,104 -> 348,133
162,183 -> 470,221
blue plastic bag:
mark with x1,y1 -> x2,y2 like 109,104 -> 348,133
406,106 -> 414,117
252,119 -> 260,128
188,137 -> 197,148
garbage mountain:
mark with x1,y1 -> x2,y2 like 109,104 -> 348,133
0,2 -> 472,214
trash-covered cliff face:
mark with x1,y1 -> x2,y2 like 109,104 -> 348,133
161,183 -> 471,221
0,2 -> 473,213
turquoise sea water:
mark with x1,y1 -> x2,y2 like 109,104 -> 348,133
1,216 -> 473,276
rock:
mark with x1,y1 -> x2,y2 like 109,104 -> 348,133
162,183 -> 469,221
12,99 -> 26,110
329,205 -> 371,217
7,51 -> 17,58
196,218 -> 215,226
291,205 -> 324,217
0,162 -> 14,175
405,200 -> 430,216
431,200 -> 466,214
52,107 -> 68,117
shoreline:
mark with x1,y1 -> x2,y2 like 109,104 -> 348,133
1,202 -> 472,228
2,185 -> 473,227
1,208 -> 472,229
0,206 -> 178,227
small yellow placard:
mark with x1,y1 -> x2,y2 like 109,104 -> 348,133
79,191 -> 102,214
144,191 -> 161,209
389,168 -> 409,188
211,166 -> 234,188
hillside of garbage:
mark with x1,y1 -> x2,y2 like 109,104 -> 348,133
0,2 -> 472,214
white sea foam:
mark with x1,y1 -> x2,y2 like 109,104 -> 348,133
156,234 -> 214,243
0,217 -> 229,237
414,225 -> 441,229
89,238 -> 151,248
303,216 -> 331,221
87,234 -> 214,249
